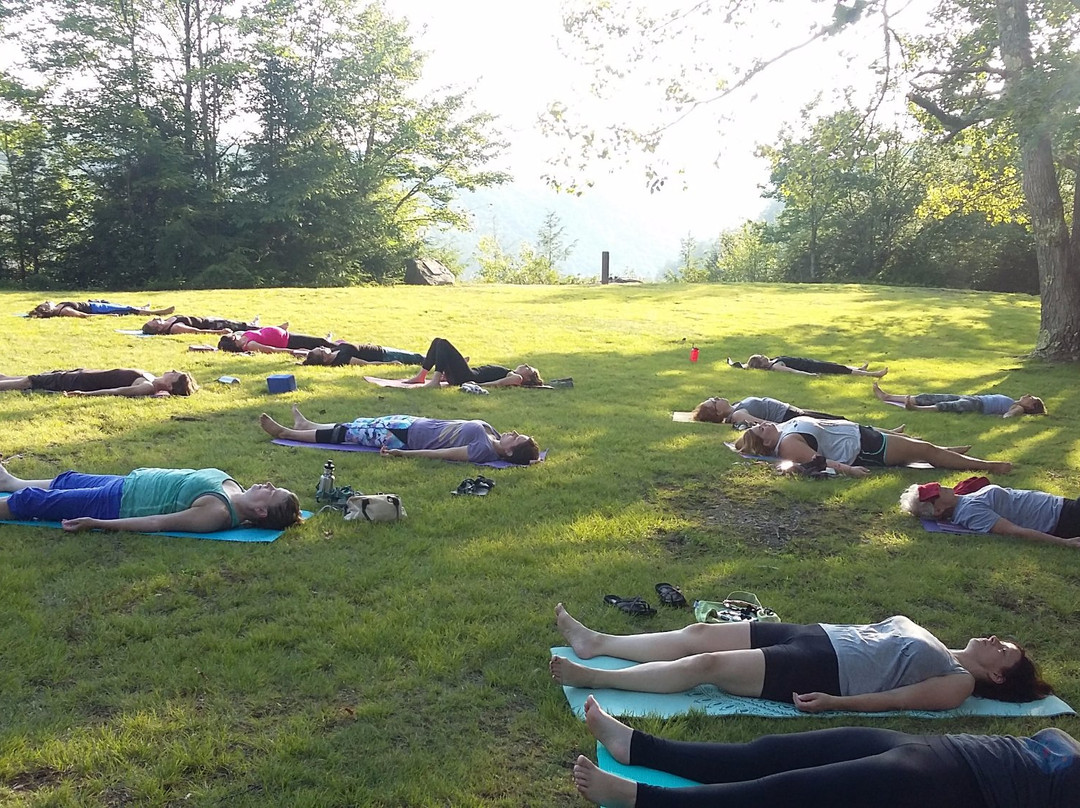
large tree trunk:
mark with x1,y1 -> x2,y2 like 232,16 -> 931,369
997,0 -> 1080,358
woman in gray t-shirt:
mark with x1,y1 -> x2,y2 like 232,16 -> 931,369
259,407 -> 541,466
549,605 -> 1051,712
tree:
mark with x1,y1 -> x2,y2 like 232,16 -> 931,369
551,0 -> 1080,358
535,210 -> 578,272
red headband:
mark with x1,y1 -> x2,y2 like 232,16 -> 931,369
917,482 -> 942,502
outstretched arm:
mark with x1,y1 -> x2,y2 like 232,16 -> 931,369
167,323 -> 231,335
795,674 -> 974,713
777,436 -> 868,477
62,500 -> 231,534
990,517 -> 1080,547
770,363 -> 818,376
481,372 -> 524,387
381,446 -> 470,462
1002,403 -> 1026,418
65,383 -> 157,398
58,307 -> 89,318
244,341 -> 295,354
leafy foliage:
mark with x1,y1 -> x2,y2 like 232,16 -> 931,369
0,0 -> 507,288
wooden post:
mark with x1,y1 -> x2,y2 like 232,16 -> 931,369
601,251 -> 610,284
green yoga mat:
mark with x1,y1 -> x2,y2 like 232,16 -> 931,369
0,494 -> 310,542
551,646 -> 1075,718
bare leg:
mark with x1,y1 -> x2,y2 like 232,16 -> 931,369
259,413 -> 318,442
573,755 -> 637,808
291,405 -> 335,430
0,463 -> 54,492
851,366 -> 887,377
0,375 -> 33,391
403,368 -> 428,384
550,649 -> 766,695
140,306 -> 175,316
555,603 -> 752,661
872,382 -> 906,405
585,695 -> 633,765
884,435 -> 1011,473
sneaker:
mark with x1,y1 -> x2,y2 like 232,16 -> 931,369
549,378 -> 574,388
461,382 -> 489,395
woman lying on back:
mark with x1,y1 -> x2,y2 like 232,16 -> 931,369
0,368 -> 198,397
30,300 -> 174,318
142,315 -> 260,335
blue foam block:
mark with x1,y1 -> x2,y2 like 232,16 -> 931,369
267,374 -> 297,393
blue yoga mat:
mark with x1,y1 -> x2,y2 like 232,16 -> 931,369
0,494 -> 310,542
271,438 -> 547,468
551,646 -> 1075,719
596,742 -> 700,795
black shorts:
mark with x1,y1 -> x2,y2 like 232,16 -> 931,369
750,622 -> 841,703
854,425 -> 888,467
1053,497 -> 1080,538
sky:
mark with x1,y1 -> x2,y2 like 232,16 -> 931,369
390,0 -> 935,245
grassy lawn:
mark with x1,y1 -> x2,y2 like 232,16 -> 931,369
1,283 -> 1078,806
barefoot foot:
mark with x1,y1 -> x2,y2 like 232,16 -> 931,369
555,603 -> 600,658
291,404 -> 318,429
259,413 -> 285,437
872,382 -> 888,401
989,461 -> 1013,474
550,655 -> 596,688
584,695 -> 633,765
573,755 -> 637,808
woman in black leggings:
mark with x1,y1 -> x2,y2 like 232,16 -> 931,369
731,354 -> 887,377
400,337 -> 543,387
573,695 -> 1078,808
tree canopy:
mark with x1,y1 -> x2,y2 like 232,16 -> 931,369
0,0 -> 508,288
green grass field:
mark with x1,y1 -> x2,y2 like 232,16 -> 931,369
1,283 -> 1078,806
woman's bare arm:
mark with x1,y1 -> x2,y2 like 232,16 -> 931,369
62,498 -> 232,533
65,382 -> 157,398
380,446 -> 470,461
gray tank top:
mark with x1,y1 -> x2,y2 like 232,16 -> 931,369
821,615 -> 968,695
778,417 -> 860,463
732,396 -> 789,423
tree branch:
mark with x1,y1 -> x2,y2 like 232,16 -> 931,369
906,92 -> 990,133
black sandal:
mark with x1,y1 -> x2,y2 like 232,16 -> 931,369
655,583 -> 687,608
603,594 -> 657,616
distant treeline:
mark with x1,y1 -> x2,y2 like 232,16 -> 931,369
0,0 -> 506,289
666,109 -> 1039,295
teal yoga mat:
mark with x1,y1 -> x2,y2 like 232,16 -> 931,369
0,494 -> 310,542
596,742 -> 700,794
551,646 -> 1075,718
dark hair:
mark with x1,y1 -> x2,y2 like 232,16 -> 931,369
302,350 -> 331,365
746,354 -> 771,370
1023,396 -> 1047,415
252,490 -> 303,530
972,649 -> 1053,703
734,429 -> 768,456
142,318 -> 169,335
217,333 -> 243,352
171,372 -> 199,396
691,400 -> 724,423
508,437 -> 540,466
29,302 -> 55,317
522,369 -> 544,387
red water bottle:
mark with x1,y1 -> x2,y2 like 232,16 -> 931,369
690,346 -> 699,363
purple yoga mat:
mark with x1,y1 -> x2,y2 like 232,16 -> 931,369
270,438 -> 546,468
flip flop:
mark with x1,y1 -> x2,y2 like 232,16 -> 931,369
603,594 -> 656,616
655,583 -> 687,607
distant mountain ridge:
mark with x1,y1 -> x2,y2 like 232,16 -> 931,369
439,184 -> 690,280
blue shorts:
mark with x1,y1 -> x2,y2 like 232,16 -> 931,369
86,301 -> 137,315
6,472 -> 125,521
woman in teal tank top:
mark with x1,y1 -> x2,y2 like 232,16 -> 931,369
0,463 -> 301,533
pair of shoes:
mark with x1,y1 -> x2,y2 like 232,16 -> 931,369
655,583 -> 687,607
549,377 -> 574,388
603,594 -> 656,616
451,476 -> 496,496
461,381 -> 489,395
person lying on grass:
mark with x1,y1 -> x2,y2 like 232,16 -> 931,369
728,354 -> 887,377
301,342 -> 425,367
29,300 -> 175,318
733,416 -> 1011,477
392,337 -> 543,388
142,315 -> 261,335
259,405 -> 540,465
0,368 -> 198,397
0,463 -> 302,532
874,382 -> 1046,417
901,480 -> 1080,548
550,604 -> 1051,712
215,326 -> 337,355
691,395 -> 846,426
571,694 -> 1078,808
